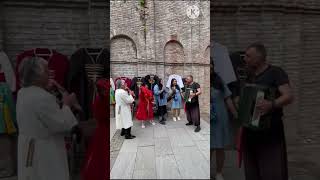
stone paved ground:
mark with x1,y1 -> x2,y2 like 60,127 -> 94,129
110,111 -> 210,179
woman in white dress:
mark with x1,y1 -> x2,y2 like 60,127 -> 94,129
16,57 -> 79,180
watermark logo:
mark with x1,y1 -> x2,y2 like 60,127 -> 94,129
186,5 -> 200,19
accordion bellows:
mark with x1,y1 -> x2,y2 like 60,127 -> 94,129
237,83 -> 276,131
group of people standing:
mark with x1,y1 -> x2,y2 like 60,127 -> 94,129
115,74 -> 203,140
211,42 -> 294,180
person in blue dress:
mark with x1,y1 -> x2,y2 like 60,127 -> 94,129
170,78 -> 182,121
211,63 -> 238,180
154,79 -> 168,125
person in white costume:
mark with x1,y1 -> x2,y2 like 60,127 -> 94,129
16,57 -> 79,180
115,79 -> 136,139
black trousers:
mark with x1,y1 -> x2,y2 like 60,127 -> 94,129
122,127 -> 132,136
158,105 -> 167,117
243,121 -> 288,180
185,102 -> 200,126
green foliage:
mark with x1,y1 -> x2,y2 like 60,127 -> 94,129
139,0 -> 145,8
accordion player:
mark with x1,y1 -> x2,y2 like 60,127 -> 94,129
237,83 -> 276,130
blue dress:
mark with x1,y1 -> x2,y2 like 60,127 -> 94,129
210,84 -> 233,149
171,88 -> 182,109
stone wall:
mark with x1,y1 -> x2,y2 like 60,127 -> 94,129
211,0 -> 320,146
110,0 -> 210,114
0,0 -> 108,64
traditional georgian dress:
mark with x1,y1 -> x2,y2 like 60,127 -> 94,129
135,86 -> 154,121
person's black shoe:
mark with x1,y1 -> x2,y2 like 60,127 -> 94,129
130,134 -> 136,138
195,126 -> 201,132
159,120 -> 166,125
128,128 -> 136,138
125,135 -> 135,139
120,128 -> 125,136
186,122 -> 193,126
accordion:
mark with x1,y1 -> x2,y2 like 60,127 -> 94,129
184,87 -> 196,103
237,83 -> 276,131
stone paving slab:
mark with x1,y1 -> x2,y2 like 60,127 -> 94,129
110,112 -> 211,179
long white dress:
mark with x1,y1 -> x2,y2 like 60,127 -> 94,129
16,86 -> 78,180
115,89 -> 134,129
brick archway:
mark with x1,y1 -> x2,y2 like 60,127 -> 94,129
163,40 -> 185,81
111,34 -> 138,78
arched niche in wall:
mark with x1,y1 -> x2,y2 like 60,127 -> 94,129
163,40 -> 185,80
110,34 -> 138,78
111,34 -> 137,62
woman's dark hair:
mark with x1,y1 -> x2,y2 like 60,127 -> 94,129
213,72 -> 224,92
158,79 -> 165,99
170,78 -> 181,91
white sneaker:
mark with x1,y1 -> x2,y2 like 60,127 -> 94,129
142,123 -> 145,128
173,117 -> 177,121
177,116 -> 181,121
215,173 -> 224,180
151,121 -> 156,125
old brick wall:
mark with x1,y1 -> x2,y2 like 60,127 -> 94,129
0,0 -> 108,65
111,0 -> 210,114
212,0 -> 320,158
212,1 -> 320,177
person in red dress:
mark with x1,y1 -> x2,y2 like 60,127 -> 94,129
81,79 -> 109,180
135,82 -> 155,128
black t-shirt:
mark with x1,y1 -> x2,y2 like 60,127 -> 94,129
245,65 -> 290,141
248,65 -> 289,120
185,82 -> 201,104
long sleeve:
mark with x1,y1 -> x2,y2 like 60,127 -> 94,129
120,91 -> 134,104
37,94 -> 78,134
153,85 -> 161,95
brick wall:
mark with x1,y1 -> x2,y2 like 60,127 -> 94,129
0,0 -> 108,64
111,0 -> 210,114
211,0 -> 320,146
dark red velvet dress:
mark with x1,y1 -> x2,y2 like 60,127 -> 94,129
81,93 -> 109,180
135,86 -> 154,121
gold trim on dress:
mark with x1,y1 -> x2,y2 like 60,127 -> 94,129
25,139 -> 35,167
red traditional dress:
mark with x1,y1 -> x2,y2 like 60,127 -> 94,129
81,79 -> 109,180
136,86 -> 154,121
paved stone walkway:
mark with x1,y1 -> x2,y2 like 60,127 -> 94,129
110,112 -> 210,179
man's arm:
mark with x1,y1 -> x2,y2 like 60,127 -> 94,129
196,88 -> 201,96
274,83 -> 294,108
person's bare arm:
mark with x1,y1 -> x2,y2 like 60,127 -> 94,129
226,97 -> 238,119
233,96 -> 240,109
274,83 -> 294,108
195,87 -> 201,96
257,83 -> 294,115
